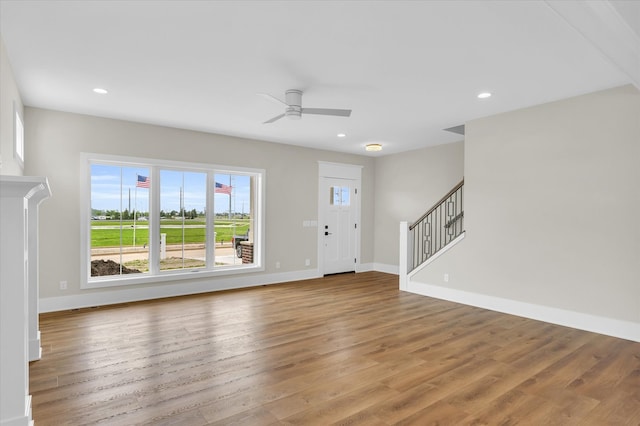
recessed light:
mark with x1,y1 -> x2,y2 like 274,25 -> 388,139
365,143 -> 382,152
337,133 -> 346,138
93,88 -> 108,94
477,92 -> 492,99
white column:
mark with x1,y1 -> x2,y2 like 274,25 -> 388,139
27,180 -> 52,361
0,176 -> 50,426
399,221 -> 408,291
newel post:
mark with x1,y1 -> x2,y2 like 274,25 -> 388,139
399,221 -> 409,291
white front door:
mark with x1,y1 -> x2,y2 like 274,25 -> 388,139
321,177 -> 356,275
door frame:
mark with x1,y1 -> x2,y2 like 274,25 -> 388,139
317,161 -> 362,276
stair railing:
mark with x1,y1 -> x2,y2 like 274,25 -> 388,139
408,179 -> 464,272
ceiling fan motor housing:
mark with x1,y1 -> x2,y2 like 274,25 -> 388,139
285,89 -> 303,119
261,88 -> 350,123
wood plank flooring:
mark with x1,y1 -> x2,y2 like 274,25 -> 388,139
30,272 -> 640,425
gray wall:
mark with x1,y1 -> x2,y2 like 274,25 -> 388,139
0,37 -> 24,176
414,85 -> 640,324
373,142 -> 464,269
24,108 -> 375,299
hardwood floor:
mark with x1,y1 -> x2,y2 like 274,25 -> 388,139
30,272 -> 640,425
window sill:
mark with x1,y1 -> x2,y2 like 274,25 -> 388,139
82,264 -> 265,290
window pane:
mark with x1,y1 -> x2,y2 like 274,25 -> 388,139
214,173 -> 253,266
331,187 -> 339,205
330,186 -> 350,206
90,164 -> 150,276
341,187 -> 350,206
159,170 -> 207,271
84,154 -> 263,288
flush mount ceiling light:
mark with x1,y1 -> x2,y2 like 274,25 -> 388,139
477,92 -> 492,99
93,88 -> 108,94
337,133 -> 346,138
366,143 -> 382,152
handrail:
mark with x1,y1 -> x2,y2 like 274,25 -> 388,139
410,179 -> 464,230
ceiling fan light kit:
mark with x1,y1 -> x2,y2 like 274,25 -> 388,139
261,89 -> 351,124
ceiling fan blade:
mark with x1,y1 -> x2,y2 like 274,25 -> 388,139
257,93 -> 288,106
302,108 -> 352,117
263,113 -> 285,124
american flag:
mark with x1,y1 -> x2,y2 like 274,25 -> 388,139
136,175 -> 150,188
215,182 -> 232,195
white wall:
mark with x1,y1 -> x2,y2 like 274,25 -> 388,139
413,85 -> 640,326
0,36 -> 24,176
20,77 -> 639,331
373,142 -> 464,271
24,108 -> 375,304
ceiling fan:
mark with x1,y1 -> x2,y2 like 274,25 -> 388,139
259,89 -> 352,124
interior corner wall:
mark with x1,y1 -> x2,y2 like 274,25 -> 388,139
23,108 -> 375,304
0,36 -> 24,176
413,84 -> 640,325
373,141 -> 464,271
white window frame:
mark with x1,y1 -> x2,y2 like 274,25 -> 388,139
14,102 -> 24,169
80,152 -> 265,289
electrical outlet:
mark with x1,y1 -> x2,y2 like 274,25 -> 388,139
305,258 -> 310,266
59,280 -> 68,290
276,261 -> 281,269
443,273 -> 449,283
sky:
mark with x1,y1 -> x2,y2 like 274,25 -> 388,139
91,164 -> 251,214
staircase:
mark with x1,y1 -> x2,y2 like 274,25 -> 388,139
399,180 -> 464,288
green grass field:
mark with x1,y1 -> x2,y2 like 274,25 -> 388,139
91,219 -> 249,247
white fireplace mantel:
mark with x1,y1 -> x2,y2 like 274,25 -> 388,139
1,175 -> 51,426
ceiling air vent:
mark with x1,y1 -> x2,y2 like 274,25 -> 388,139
443,124 -> 465,135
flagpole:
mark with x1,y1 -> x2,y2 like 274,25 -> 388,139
180,185 -> 185,266
133,174 -> 137,247
119,169 -> 124,274
228,175 -> 232,220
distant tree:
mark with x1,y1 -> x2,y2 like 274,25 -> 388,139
106,209 -> 120,220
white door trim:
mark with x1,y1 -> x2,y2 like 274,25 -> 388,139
318,162 -> 362,276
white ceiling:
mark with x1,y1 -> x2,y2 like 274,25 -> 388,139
1,1 -> 639,156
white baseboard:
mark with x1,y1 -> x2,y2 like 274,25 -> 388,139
40,265 -> 405,313
372,263 -> 399,275
0,395 -> 33,426
356,262 -> 374,272
357,262 -> 398,274
28,331 -> 41,361
407,280 -> 640,343
40,269 -> 322,313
